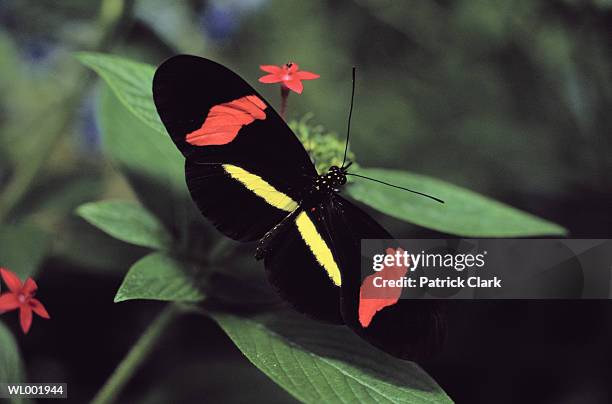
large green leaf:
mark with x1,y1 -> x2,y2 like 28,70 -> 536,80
77,52 -> 164,134
212,311 -> 452,404
76,200 -> 172,250
96,83 -> 184,192
347,167 -> 567,237
115,252 -> 204,303
97,84 -> 196,228
0,323 -> 26,404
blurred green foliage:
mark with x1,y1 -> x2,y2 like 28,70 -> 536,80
0,0 -> 611,403
0,323 -> 25,404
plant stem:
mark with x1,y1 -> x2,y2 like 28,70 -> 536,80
91,304 -> 177,404
280,85 -> 290,119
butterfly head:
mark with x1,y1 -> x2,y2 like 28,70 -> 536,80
325,165 -> 348,188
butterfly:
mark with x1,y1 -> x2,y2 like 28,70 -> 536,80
153,55 -> 445,361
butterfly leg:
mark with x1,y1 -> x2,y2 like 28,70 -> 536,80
255,208 -> 302,260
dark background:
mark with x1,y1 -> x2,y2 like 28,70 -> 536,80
1,1 -> 611,402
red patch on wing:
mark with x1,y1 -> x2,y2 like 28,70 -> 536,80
358,248 -> 409,328
185,95 -> 267,146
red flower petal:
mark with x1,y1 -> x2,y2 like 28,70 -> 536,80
22,278 -> 38,297
30,299 -> 50,319
0,293 -> 20,312
258,74 -> 283,84
286,63 -> 299,73
295,71 -> 320,80
0,268 -> 22,293
20,305 -> 33,334
283,79 -> 304,94
259,65 -> 282,74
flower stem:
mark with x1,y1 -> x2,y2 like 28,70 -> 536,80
91,304 -> 177,404
280,85 -> 290,119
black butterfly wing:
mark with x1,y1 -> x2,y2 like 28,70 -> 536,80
153,55 -> 342,322
153,55 -> 317,241
262,207 -> 343,324
185,161 -> 295,241
325,194 -> 446,361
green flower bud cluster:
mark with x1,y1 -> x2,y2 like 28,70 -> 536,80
289,114 -> 358,176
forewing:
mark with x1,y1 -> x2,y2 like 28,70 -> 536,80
153,55 -> 317,241
185,161 -> 298,241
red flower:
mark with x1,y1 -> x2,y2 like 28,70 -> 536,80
258,63 -> 320,94
0,268 -> 50,334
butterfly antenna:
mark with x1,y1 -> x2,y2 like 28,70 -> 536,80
341,67 -> 356,168
345,173 -> 445,204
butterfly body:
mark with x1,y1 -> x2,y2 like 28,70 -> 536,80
255,166 -> 347,262
153,55 -> 444,360
301,165 -> 347,207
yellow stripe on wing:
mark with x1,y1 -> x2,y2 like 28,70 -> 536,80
295,211 -> 342,286
222,164 -> 298,212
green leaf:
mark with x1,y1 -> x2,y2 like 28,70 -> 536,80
97,83 -> 193,228
87,55 -> 184,194
76,200 -> 172,250
115,252 -> 204,303
347,167 -> 567,237
53,218 -> 148,274
76,52 -> 164,134
212,311 -> 452,404
0,323 -> 25,399
95,84 -> 180,184
0,221 -> 50,279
